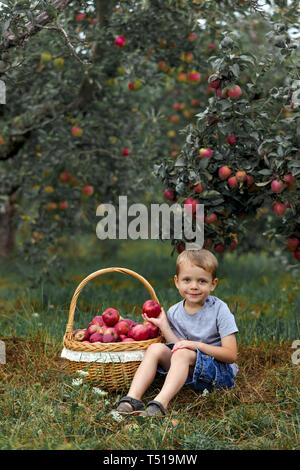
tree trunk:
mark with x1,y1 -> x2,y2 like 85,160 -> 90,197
0,192 -> 17,259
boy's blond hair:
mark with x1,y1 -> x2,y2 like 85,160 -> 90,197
176,249 -> 218,280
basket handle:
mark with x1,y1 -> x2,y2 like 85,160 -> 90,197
65,267 -> 160,336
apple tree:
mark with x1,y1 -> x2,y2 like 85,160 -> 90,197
0,0 -> 299,288
0,0 -> 214,284
154,0 -> 300,264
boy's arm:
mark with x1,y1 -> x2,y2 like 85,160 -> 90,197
172,334 -> 237,363
142,308 -> 183,344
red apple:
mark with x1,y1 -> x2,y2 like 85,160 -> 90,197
273,203 -> 286,216
188,71 -> 200,82
214,243 -> 225,253
76,14 -> 85,22
228,176 -> 238,188
235,171 -> 247,183
286,237 -> 299,251
284,173 -> 296,186
73,329 -> 89,341
157,61 -> 168,72
207,76 -> 220,89
143,300 -> 161,318
192,182 -> 204,193
114,35 -> 126,48
170,114 -> 180,123
102,308 -> 120,326
205,213 -> 218,224
114,320 -> 130,336
246,175 -> 254,186
128,81 -> 135,91
199,148 -> 213,158
89,332 -> 103,343
59,172 -> 69,183
217,87 -> 227,99
91,315 -> 104,326
143,321 -> 159,339
123,318 -> 135,328
87,324 -> 104,336
184,198 -> 198,214
271,179 -> 285,193
59,201 -> 68,210
122,337 -> 135,342
82,185 -> 94,196
227,85 -> 242,99
128,324 -> 149,341
71,125 -> 83,137
293,249 -> 300,261
102,327 -> 119,343
164,189 -> 176,201
218,166 -> 232,180
122,148 -> 130,157
227,134 -> 237,145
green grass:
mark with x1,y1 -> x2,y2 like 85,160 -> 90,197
0,238 -> 299,450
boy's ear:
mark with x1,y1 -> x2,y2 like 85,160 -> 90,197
174,274 -> 178,287
211,277 -> 218,291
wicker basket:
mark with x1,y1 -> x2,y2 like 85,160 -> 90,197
62,267 -> 163,391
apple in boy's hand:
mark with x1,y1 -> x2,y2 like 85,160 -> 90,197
142,300 -> 162,318
102,308 -> 120,326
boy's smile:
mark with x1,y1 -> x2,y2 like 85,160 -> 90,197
174,261 -> 218,312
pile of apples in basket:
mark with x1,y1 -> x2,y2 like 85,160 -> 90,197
73,300 -> 161,343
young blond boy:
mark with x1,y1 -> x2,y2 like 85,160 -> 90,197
115,249 -> 238,417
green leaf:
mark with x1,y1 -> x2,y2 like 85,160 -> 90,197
258,169 -> 273,176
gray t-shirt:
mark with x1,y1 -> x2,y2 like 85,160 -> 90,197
167,295 -> 239,375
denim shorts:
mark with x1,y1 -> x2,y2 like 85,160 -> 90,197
156,343 -> 236,393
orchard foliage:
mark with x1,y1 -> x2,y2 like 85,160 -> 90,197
0,0 -> 299,284
154,0 -> 300,260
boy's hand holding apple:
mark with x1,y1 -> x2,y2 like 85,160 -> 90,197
142,306 -> 169,331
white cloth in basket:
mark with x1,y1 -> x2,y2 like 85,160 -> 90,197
61,347 -> 145,364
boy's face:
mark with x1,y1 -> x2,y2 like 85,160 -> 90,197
174,261 -> 218,308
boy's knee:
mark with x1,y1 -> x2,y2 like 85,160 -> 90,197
171,348 -> 196,365
146,342 -> 170,358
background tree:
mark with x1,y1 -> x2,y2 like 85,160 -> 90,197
0,0 -> 299,286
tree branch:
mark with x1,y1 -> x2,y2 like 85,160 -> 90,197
35,24 -> 92,66
0,0 -> 73,52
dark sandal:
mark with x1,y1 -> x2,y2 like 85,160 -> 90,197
115,396 -> 145,415
139,400 -> 167,418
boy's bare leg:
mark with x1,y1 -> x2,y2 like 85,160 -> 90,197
153,348 -> 197,410
127,343 -> 173,402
